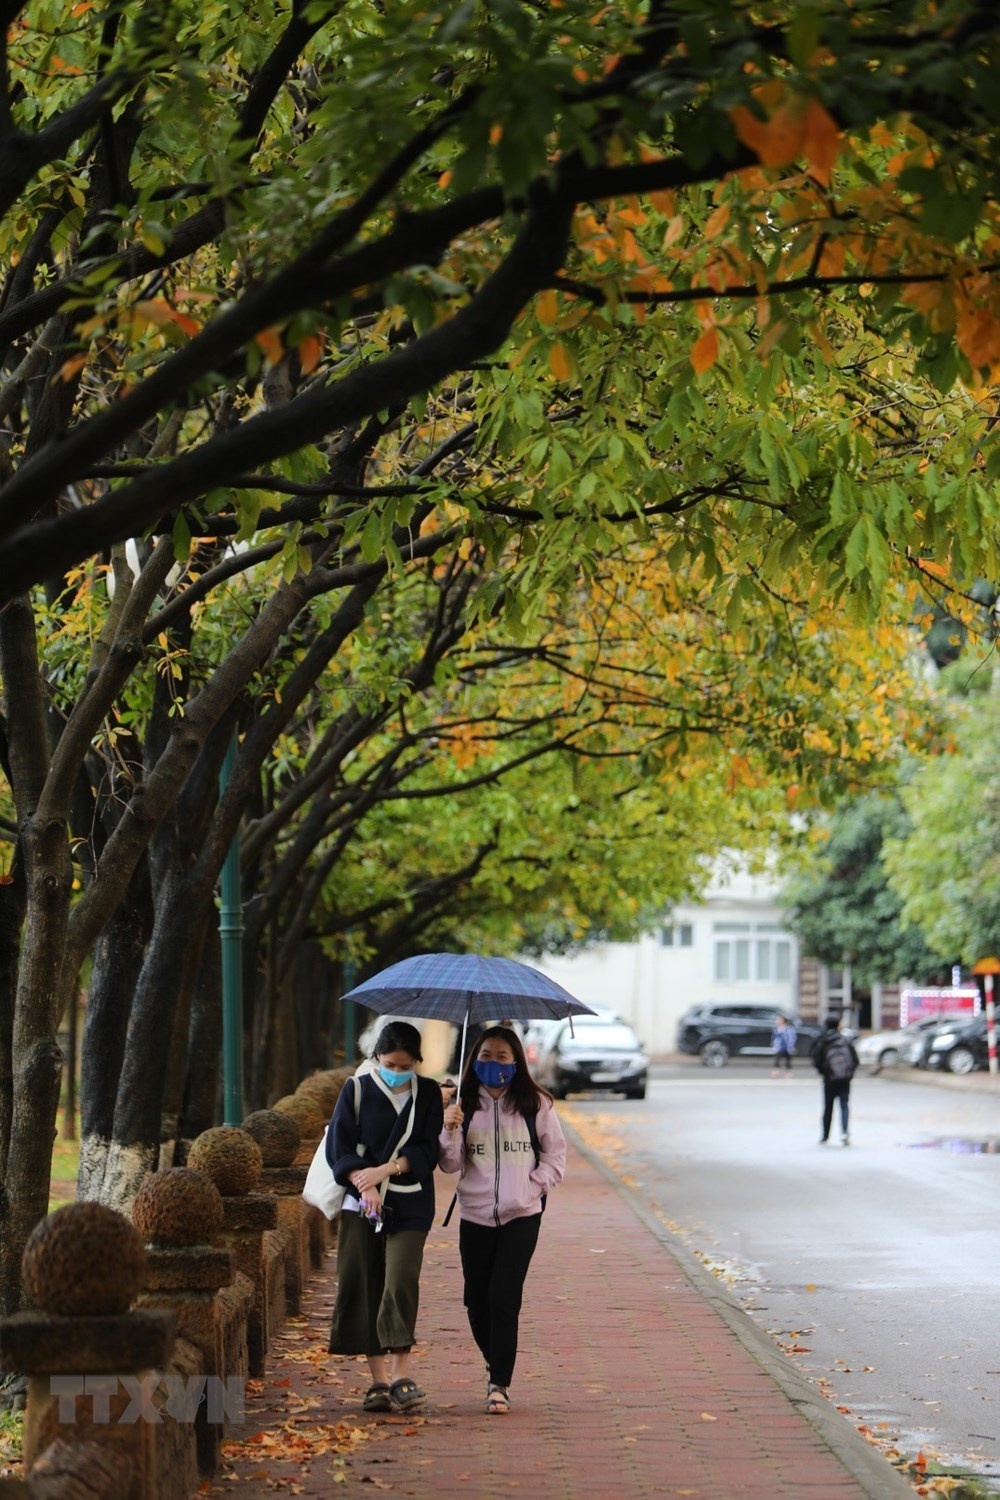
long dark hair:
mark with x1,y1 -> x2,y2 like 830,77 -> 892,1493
458,1025 -> 552,1118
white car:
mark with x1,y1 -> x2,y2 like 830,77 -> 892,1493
855,1015 -> 970,1069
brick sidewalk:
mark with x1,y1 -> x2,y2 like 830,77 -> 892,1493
197,1135 -> 913,1499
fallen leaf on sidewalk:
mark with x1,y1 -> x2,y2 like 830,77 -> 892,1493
700,1412 -> 718,1422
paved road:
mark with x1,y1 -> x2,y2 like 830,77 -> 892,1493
561,1062 -> 1000,1492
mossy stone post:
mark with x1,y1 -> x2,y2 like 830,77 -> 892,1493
187,1127 -> 276,1377
277,1078 -> 346,1268
132,1167 -> 249,1474
0,1203 -> 175,1500
241,1111 -> 311,1314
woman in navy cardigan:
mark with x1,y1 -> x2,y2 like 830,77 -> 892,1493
326,1021 -> 443,1412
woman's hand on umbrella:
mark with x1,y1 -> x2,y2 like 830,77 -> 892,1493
443,1103 -> 464,1132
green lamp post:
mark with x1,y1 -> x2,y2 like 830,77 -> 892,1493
219,732 -> 245,1124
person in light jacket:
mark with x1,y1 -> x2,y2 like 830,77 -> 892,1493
440,1024 -> 566,1415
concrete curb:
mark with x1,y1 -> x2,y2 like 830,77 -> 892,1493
868,1065 -> 1000,1095
561,1118 -> 917,1500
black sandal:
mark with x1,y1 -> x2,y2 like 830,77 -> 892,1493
486,1383 -> 510,1414
389,1377 -> 426,1411
363,1382 -> 393,1412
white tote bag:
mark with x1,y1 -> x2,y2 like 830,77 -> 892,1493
302,1076 -> 361,1220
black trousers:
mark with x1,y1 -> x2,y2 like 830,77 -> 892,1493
822,1079 -> 851,1139
459,1214 -> 541,1387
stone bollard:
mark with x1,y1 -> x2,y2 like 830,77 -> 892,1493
0,1203 -> 175,1500
186,1128 -> 277,1378
131,1167 -> 249,1474
241,1111 -> 311,1314
278,1083 -> 342,1268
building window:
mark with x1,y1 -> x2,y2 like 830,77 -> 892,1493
661,923 -> 694,948
713,926 -> 795,985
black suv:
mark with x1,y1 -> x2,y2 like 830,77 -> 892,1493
915,1015 -> 988,1074
677,1003 -> 825,1067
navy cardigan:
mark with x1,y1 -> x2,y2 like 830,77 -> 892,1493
326,1072 -> 443,1233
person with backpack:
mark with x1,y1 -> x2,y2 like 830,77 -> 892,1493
811,1015 -> 859,1146
439,1024 -> 566,1415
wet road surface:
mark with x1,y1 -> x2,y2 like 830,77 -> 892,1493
562,1063 -> 1000,1491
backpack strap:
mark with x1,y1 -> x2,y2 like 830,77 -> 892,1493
442,1102 -> 544,1226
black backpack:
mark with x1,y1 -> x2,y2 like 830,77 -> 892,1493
824,1034 -> 856,1081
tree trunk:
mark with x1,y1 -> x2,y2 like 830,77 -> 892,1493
97,871 -> 208,1211
0,813 -> 73,1317
177,933 -> 223,1143
160,914 -> 209,1164
76,863 -> 152,1200
0,876 -> 23,1181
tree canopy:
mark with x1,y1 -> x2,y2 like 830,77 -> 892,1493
883,695 -> 1000,965
780,791 -> 955,986
3,0 -> 1000,1318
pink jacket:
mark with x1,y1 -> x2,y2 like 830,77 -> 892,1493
438,1090 -> 566,1227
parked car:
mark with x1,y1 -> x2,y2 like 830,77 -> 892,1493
522,1017 -> 565,1067
855,1015 -> 971,1069
676,1003 -> 825,1068
914,1015 -> 989,1074
533,1012 -> 648,1099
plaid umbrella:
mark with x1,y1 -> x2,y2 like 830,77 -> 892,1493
342,952 -> 596,1079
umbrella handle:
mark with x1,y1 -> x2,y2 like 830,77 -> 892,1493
456,1009 -> 470,1091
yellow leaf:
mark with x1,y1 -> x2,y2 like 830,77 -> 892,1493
689,327 -> 719,374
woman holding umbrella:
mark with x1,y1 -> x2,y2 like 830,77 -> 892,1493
440,1024 -> 566,1414
326,1021 -> 443,1412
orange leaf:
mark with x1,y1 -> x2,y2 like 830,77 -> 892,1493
172,311 -> 202,337
730,103 -> 803,168
704,203 -> 731,240
648,188 -> 676,215
57,354 -> 87,382
549,342 -> 572,380
133,299 -> 201,337
133,298 -> 177,327
689,327 -> 719,373
536,289 -> 558,327
255,326 -> 284,365
802,98 -> 841,184
663,215 -> 686,248
298,334 -> 324,374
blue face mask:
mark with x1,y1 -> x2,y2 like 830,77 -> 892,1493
379,1065 -> 414,1088
474,1058 -> 516,1088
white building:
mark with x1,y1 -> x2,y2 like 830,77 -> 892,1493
530,866 -> 804,1055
